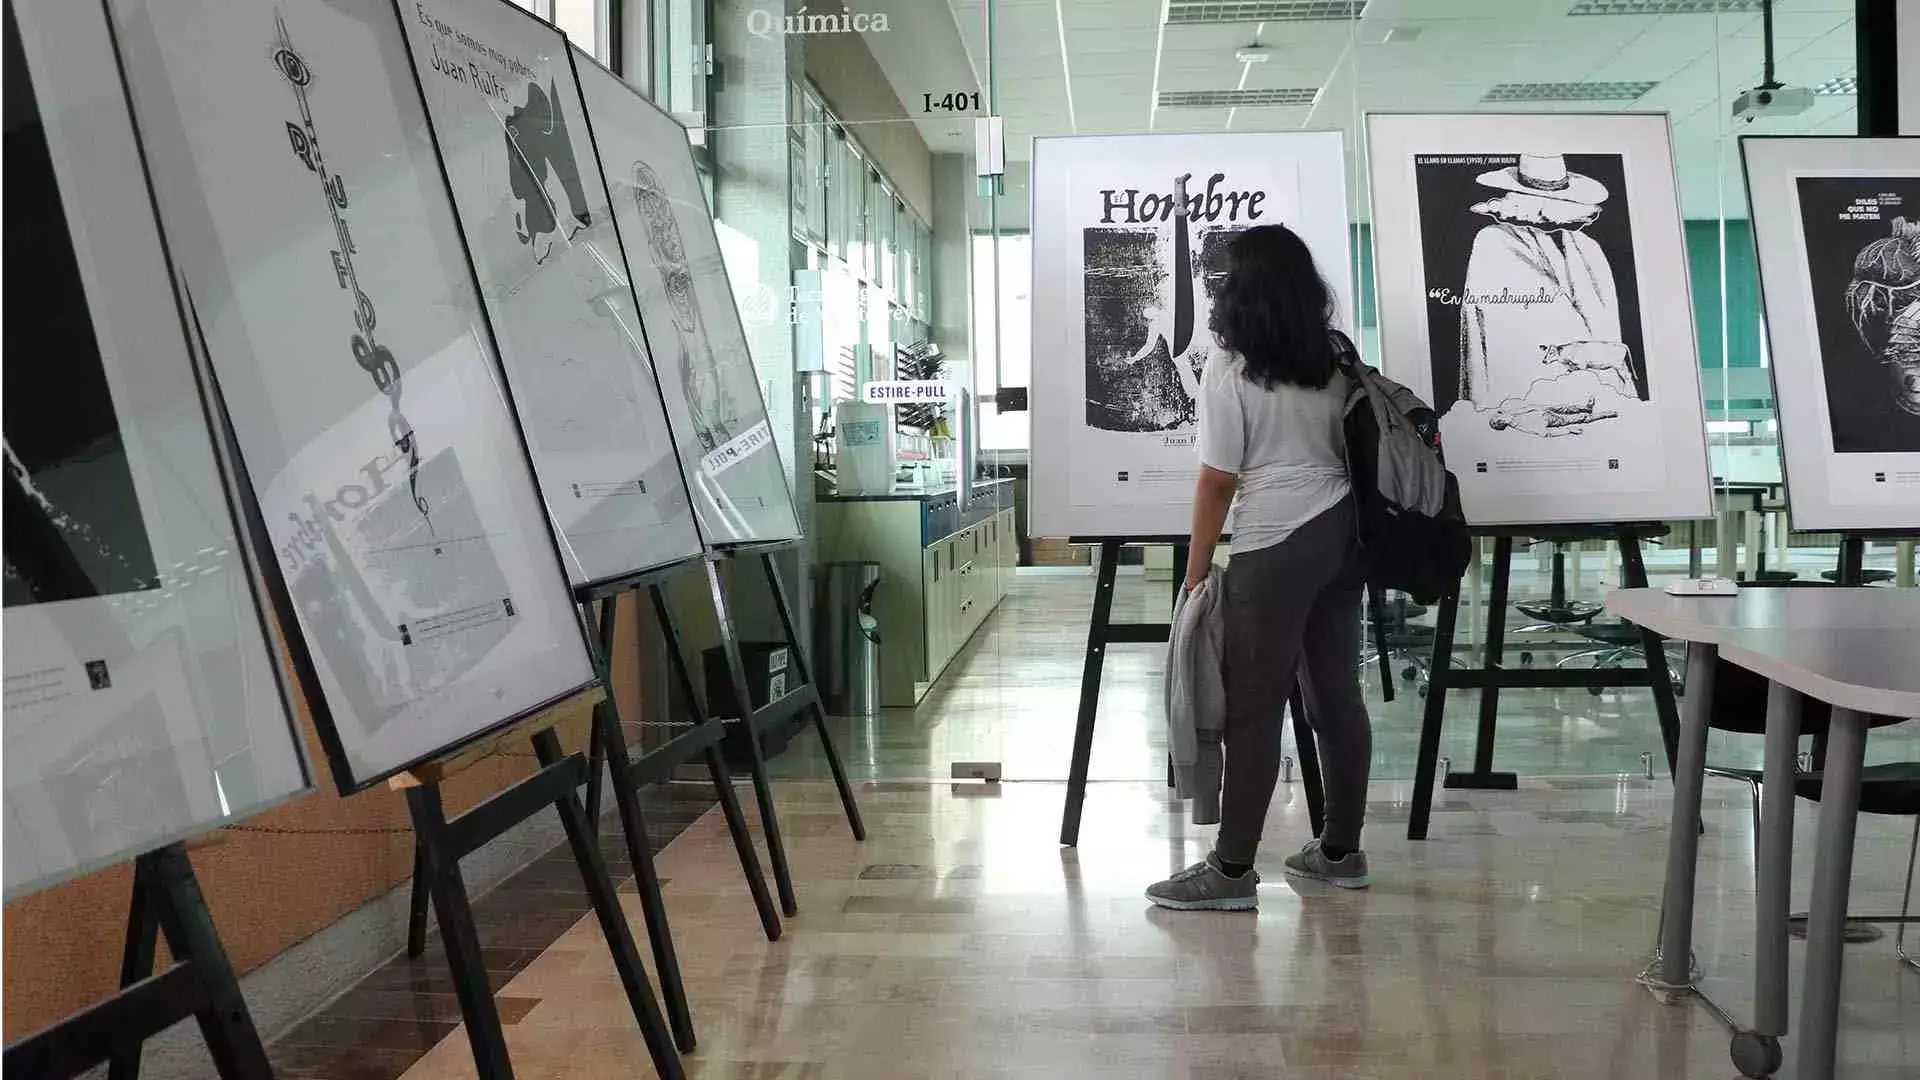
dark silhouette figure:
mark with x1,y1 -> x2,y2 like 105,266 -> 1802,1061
504,78 -> 590,252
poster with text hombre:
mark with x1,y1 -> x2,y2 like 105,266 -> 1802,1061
400,0 -> 702,584
1742,136 -> 1920,532
1366,113 -> 1712,526
108,0 -> 597,792
4,0 -> 309,897
1029,131 -> 1353,538
571,48 -> 801,547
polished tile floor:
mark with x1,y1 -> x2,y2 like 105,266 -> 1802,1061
273,557 -> 1920,1078
388,777 -> 1920,1079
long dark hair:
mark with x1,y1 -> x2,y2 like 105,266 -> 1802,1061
1208,224 -> 1340,390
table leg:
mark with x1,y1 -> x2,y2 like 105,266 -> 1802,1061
1658,641 -> 1717,988
1754,682 -> 1800,1037
1898,541 -> 1914,588
1743,511 -> 1762,581
1688,521 -> 1703,580
1716,509 -> 1737,581
1795,706 -> 1868,1080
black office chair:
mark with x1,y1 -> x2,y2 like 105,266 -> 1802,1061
1702,661 -> 1919,962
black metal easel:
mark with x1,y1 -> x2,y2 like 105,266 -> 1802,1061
1407,524 -> 1683,841
405,717 -> 683,1080
1059,538 -> 1325,847
3,844 -> 269,1080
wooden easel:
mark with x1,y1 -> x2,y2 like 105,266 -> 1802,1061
1406,524 -> 1683,841
3,841 -> 269,1080
1059,538 -> 1325,848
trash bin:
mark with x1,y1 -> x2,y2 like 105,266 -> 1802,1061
818,561 -> 881,717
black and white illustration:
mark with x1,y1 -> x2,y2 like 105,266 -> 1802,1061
401,1 -> 700,585
1368,114 -> 1711,527
6,0 -> 308,898
1029,131 -> 1354,539
1796,177 -> 1920,453
1084,203 -> 1243,433
572,47 -> 799,546
3,15 -> 160,610
111,0 -> 596,790
1416,152 -> 1649,440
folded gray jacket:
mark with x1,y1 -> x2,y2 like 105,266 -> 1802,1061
1164,567 -> 1226,825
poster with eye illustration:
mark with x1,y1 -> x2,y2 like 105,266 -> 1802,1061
1743,136 -> 1920,531
5,0 -> 308,897
106,0 -> 597,791
1368,113 -> 1712,527
398,0 -> 703,584
1028,130 -> 1353,538
570,47 -> 801,547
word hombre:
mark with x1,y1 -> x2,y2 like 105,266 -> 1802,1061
1100,172 -> 1267,225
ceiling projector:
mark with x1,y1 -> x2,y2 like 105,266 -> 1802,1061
1732,83 -> 1814,123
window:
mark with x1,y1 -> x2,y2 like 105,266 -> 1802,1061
552,0 -> 607,60
653,0 -> 706,119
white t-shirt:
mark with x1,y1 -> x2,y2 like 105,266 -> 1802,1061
1196,350 -> 1351,555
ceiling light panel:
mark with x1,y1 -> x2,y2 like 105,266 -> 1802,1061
1568,0 -> 1765,13
1482,80 -> 1659,103
1166,1 -> 1366,25
1812,74 -> 1856,96
1159,87 -> 1322,108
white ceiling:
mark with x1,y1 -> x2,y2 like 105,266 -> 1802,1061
860,0 -> 1862,219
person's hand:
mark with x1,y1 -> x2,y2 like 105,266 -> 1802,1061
1182,576 -> 1205,595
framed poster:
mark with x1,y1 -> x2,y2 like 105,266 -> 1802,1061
1742,136 -> 1920,531
570,47 -> 802,547
106,0 -> 597,792
398,0 -> 702,586
1366,113 -> 1713,526
1028,131 -> 1354,538
4,0 -> 309,898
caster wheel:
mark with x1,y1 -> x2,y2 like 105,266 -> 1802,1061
1401,665 -> 1418,682
1519,651 -> 1535,667
1416,683 -> 1429,699
1728,1030 -> 1782,1078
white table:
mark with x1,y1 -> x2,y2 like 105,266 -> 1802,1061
1605,588 -> 1920,1079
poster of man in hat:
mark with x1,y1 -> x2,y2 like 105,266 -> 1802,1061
1414,151 -> 1651,434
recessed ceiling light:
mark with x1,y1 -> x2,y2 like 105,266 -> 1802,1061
1568,0 -> 1764,13
1812,74 -> 1857,96
1166,0 -> 1366,25
1159,87 -> 1322,108
1482,81 -> 1659,103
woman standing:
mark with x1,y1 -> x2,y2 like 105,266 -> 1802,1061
1147,224 -> 1374,911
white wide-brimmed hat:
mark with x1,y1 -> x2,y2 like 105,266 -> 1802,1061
1475,152 -> 1608,206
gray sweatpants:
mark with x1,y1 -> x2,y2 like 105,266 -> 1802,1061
1213,498 -> 1371,862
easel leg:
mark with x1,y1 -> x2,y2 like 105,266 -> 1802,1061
647,582 -> 782,940
1836,536 -> 1865,587
1168,542 -> 1189,787
1061,540 -> 1120,847
405,786 -> 514,1080
579,602 -> 697,1053
1619,536 -> 1681,775
145,846 -> 273,1080
706,559 -> 800,916
759,553 -> 865,841
1464,536 -> 1513,782
531,730 -> 686,1080
405,844 -> 431,959
1408,586 -> 1461,841
106,856 -> 163,1080
1289,690 -> 1325,839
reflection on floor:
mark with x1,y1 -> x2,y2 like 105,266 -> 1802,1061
385,778 -> 1919,1079
772,562 -> 1920,785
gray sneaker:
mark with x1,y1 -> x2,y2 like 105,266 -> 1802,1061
1282,839 -> 1370,889
1145,853 -> 1259,911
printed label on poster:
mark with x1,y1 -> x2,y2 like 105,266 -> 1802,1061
701,419 -> 774,477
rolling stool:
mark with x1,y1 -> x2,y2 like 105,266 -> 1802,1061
1512,541 -> 1601,668
1363,592 -> 1438,697
1820,568 -> 1896,585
